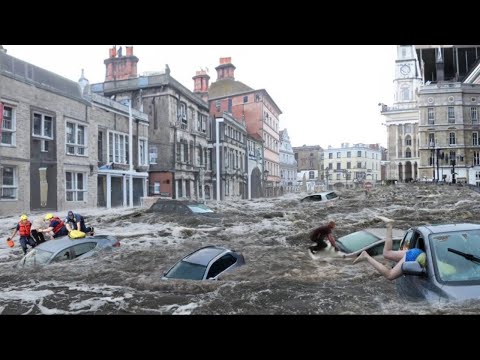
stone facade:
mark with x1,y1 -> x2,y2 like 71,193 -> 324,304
0,50 -> 149,216
279,129 -> 297,193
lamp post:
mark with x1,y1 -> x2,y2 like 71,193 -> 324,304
263,169 -> 269,197
429,140 -> 436,182
215,117 -> 224,202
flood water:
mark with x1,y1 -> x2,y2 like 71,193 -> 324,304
1,183 -> 480,314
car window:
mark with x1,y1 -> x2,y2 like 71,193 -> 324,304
325,192 -> 338,200
165,261 -> 207,280
338,231 -> 380,253
163,203 -> 177,213
400,230 -> 414,250
367,240 -> 401,256
187,204 -> 214,214
72,242 -> 97,258
21,249 -> 54,266
430,230 -> 480,283
207,254 -> 237,279
176,205 -> 190,215
51,248 -> 74,263
151,203 -> 165,211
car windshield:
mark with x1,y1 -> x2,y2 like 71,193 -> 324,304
187,204 -> 214,214
165,260 -> 207,280
21,248 -> 54,267
430,230 -> 480,284
325,192 -> 338,200
337,231 -> 380,253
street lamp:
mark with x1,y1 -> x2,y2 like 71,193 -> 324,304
215,117 -> 224,202
429,140 -> 436,182
263,169 -> 269,197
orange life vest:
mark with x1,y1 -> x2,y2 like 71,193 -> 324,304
18,221 -> 32,237
51,217 -> 65,234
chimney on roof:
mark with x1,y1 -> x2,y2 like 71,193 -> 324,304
215,57 -> 236,80
193,69 -> 210,99
104,46 -> 139,82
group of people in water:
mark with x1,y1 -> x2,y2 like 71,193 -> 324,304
309,216 -> 426,281
7,211 -> 95,255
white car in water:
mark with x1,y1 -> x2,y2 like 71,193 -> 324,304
300,191 -> 339,203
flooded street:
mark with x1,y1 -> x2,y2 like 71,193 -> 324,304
2,183 -> 480,314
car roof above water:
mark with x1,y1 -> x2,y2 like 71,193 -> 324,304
36,235 -> 114,252
419,223 -> 480,234
183,246 -> 227,266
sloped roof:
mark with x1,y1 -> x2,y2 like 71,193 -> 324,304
208,78 -> 253,99
0,51 -> 88,104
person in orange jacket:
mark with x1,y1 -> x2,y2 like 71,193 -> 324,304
9,214 -> 37,255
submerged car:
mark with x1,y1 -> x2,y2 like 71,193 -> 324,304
335,228 -> 404,258
301,191 -> 338,203
148,199 -> 218,217
397,223 -> 480,302
17,235 -> 120,267
163,245 -> 245,280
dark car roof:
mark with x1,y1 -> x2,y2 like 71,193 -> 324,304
183,246 -> 227,266
153,199 -> 203,205
36,235 -> 114,252
419,223 -> 480,234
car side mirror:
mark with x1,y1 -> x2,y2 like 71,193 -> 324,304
402,261 -> 426,276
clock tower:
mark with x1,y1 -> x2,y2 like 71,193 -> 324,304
394,45 -> 422,105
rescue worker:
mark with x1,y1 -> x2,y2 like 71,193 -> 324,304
8,214 -> 37,255
41,213 -> 69,239
64,211 -> 94,235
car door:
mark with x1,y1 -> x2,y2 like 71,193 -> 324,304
71,242 -> 97,259
397,230 -> 436,300
205,253 -> 237,279
50,247 -> 74,263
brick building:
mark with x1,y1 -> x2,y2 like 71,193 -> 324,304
92,47 -> 211,200
205,57 -> 282,197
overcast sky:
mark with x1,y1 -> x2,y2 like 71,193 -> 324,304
4,45 -> 397,148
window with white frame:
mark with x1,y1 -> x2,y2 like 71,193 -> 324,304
149,145 -> 157,164
139,138 -> 148,166
427,108 -> 435,124
474,151 -> 480,166
472,107 -> 478,123
449,132 -> 456,145
154,182 -> 160,194
309,171 -> 315,179
66,121 -> 87,156
108,131 -> 129,164
448,107 -> 455,123
1,105 -> 16,146
65,171 -> 86,201
1,166 -> 17,200
473,132 -> 478,146
33,113 -> 53,139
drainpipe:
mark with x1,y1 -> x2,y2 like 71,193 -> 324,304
129,99 -> 133,207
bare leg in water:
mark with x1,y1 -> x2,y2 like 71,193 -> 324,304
353,250 -> 406,280
353,215 -> 408,281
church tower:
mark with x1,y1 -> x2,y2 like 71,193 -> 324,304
393,45 -> 423,106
